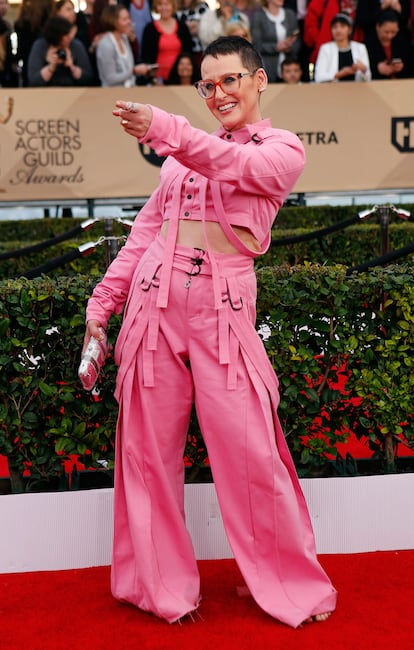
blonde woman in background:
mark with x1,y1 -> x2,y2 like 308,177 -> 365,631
225,18 -> 252,40
141,0 -> 193,82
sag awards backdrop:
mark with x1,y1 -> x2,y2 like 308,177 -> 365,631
0,80 -> 414,201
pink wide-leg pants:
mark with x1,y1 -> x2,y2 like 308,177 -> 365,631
110,236 -> 337,626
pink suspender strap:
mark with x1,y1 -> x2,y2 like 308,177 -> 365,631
156,171 -> 185,309
210,181 -> 270,257
199,178 -> 223,310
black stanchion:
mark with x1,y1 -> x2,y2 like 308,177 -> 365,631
0,218 -> 99,261
346,240 -> 414,275
104,219 -> 118,268
22,247 -> 88,279
379,206 -> 390,257
6,205 -> 412,280
270,215 -> 360,247
346,204 -> 414,274
270,204 -> 413,274
17,234 -> 128,280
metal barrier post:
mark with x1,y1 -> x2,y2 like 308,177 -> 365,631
87,199 -> 95,217
378,205 -> 390,257
104,219 -> 117,267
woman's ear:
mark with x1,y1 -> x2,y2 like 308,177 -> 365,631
257,68 -> 268,93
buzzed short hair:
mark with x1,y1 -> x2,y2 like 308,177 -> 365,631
201,36 -> 263,73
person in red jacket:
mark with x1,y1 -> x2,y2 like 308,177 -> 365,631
304,0 -> 358,66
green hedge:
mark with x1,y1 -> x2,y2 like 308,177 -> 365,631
1,217 -> 413,280
1,265 -> 413,491
0,203 -> 412,240
0,216 -> 126,241
274,203 -> 414,228
0,239 -> 112,280
0,276 -> 120,492
256,263 -> 414,474
0,218 -> 127,281
259,223 -> 414,268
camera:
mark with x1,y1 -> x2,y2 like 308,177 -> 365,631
57,49 -> 66,61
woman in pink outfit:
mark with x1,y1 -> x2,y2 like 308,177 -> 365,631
83,35 -> 337,627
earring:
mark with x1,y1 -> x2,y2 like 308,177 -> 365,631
259,88 -> 265,93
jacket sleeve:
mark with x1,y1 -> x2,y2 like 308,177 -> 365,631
303,0 -> 323,49
354,42 -> 371,81
251,12 -> 279,56
141,105 -> 305,203
314,43 -> 335,82
285,11 -> 301,58
85,186 -> 164,326
250,12 -> 264,53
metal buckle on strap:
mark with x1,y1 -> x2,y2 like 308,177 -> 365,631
222,290 -> 243,311
141,274 -> 160,291
184,248 -> 205,289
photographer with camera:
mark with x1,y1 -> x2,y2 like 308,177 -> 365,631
27,15 -> 93,86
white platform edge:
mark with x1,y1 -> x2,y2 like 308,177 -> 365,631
1,474 -> 413,574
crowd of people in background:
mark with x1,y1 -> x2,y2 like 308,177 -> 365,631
1,0 -> 414,87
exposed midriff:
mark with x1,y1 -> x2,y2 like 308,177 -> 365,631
160,219 -> 260,254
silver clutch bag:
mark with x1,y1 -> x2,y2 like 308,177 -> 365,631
78,332 -> 108,391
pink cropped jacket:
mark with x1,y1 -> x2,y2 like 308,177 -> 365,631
86,105 -> 305,324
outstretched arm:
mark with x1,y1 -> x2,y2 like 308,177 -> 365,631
113,101 -> 305,203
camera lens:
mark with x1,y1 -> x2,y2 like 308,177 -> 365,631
57,49 -> 66,61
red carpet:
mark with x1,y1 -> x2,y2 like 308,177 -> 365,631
1,552 -> 413,649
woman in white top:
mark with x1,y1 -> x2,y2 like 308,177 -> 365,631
96,4 -> 153,87
314,12 -> 371,82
